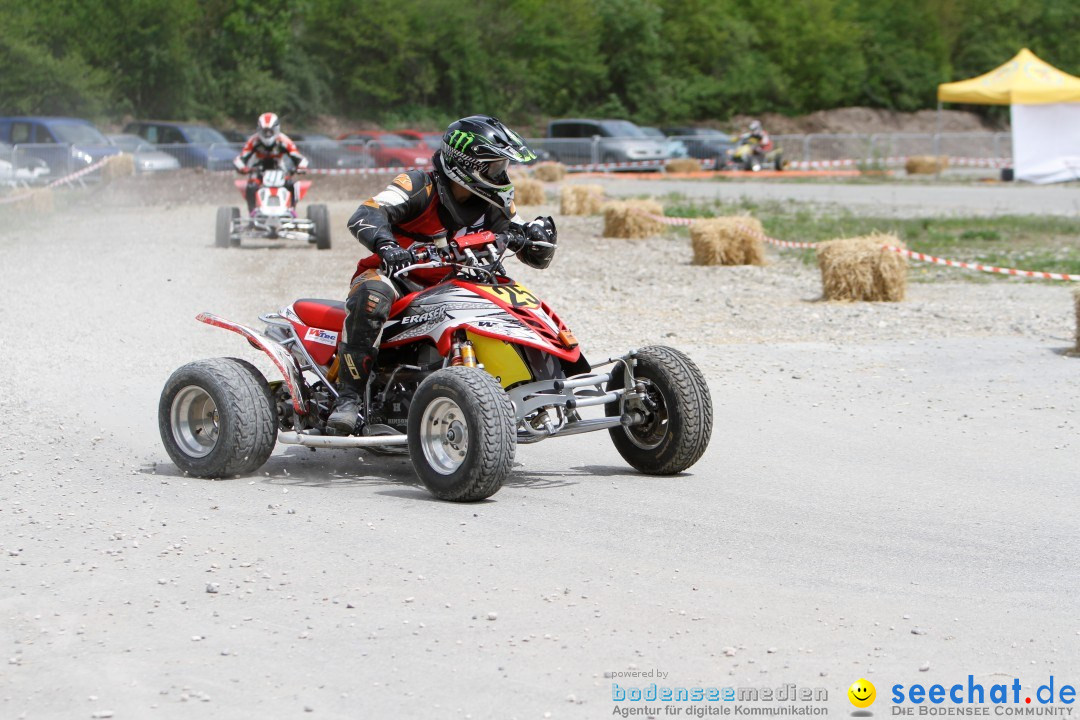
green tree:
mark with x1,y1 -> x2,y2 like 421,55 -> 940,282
856,0 -> 949,110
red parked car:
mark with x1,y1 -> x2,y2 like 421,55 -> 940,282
337,131 -> 433,168
394,130 -> 443,152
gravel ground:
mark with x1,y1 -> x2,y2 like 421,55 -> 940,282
587,177 -> 1080,218
1,194 -> 1078,718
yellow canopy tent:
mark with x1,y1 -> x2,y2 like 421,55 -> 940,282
938,48 -> 1080,105
936,49 -> 1080,183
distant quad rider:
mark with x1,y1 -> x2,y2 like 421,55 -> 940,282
326,115 -> 557,435
233,112 -> 309,215
742,119 -> 773,155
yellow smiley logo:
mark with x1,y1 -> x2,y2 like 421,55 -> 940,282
848,678 -> 876,708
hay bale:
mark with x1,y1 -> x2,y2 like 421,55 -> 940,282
559,185 -> 605,215
23,188 -> 54,214
532,162 -> 566,183
601,200 -> 665,239
665,158 -> 703,174
514,178 -> 546,206
905,155 -> 949,175
1074,289 -> 1080,353
102,153 -> 135,181
817,234 -> 907,302
689,217 -> 766,266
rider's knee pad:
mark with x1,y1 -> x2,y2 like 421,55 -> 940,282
344,281 -> 393,343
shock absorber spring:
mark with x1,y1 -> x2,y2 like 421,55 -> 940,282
459,341 -> 477,368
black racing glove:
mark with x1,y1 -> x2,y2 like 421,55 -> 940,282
376,243 -> 412,275
524,216 -> 556,244
518,216 -> 557,269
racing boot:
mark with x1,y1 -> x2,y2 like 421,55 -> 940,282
326,346 -> 373,435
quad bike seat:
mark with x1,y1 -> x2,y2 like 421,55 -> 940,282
293,298 -> 346,331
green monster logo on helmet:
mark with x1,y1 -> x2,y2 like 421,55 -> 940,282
447,128 -> 536,163
448,130 -> 476,152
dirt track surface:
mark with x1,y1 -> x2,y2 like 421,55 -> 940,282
2,194 -> 1079,718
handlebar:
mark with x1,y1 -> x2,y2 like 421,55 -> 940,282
391,230 -> 527,279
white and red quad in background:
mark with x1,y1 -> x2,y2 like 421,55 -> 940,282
160,228 -> 713,501
216,168 -> 331,249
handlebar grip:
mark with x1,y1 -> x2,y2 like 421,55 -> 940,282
501,229 -> 528,253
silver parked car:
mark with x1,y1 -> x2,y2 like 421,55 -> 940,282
0,141 -> 50,182
640,126 -> 689,159
541,118 -> 670,168
107,134 -> 182,173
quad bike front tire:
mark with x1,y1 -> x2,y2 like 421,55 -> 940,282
215,206 -> 233,248
159,357 -> 277,478
229,207 -> 241,247
407,367 -> 516,501
307,204 -> 331,250
605,346 -> 713,475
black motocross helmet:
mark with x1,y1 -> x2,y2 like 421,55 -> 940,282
434,115 -> 537,222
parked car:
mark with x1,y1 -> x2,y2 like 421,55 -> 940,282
338,131 -> 433,168
217,128 -> 248,144
640,126 -> 689,159
0,116 -> 120,177
542,119 -> 669,168
290,132 -> 374,170
394,130 -> 443,151
0,141 -> 50,181
107,134 -> 182,173
661,127 -> 735,168
123,121 -> 236,170
390,129 -> 552,165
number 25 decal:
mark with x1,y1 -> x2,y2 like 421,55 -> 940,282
479,284 -> 540,309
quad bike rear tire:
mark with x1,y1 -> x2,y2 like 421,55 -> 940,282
307,204 -> 331,250
773,153 -> 786,171
159,357 -> 277,478
605,346 -> 713,475
215,206 -> 233,248
407,367 -> 516,501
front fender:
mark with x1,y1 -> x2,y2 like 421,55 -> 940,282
196,312 -> 307,414
294,180 -> 311,201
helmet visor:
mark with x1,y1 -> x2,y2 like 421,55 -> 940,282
480,158 -> 509,184
259,127 -> 277,143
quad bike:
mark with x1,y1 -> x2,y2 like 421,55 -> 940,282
159,228 -> 713,501
732,135 -> 786,171
216,167 -> 331,249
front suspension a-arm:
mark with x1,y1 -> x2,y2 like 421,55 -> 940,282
197,312 -> 307,414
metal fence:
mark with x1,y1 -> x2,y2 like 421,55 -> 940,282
527,132 -> 1014,170
771,132 -> 1012,163
6,133 -> 1015,182
8,144 -> 79,179
156,142 -> 395,171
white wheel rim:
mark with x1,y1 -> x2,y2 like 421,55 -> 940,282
420,397 -> 469,475
171,385 -> 219,458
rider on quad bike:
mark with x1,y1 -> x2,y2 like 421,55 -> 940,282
743,120 -> 772,149
327,114 -> 551,435
234,112 -> 310,215
737,119 -> 773,168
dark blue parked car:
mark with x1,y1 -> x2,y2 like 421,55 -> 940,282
123,121 -> 236,170
0,117 -> 120,177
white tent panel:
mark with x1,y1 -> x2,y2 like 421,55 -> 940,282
1011,103 -> 1080,184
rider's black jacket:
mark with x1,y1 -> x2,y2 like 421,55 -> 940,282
347,169 -> 515,254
